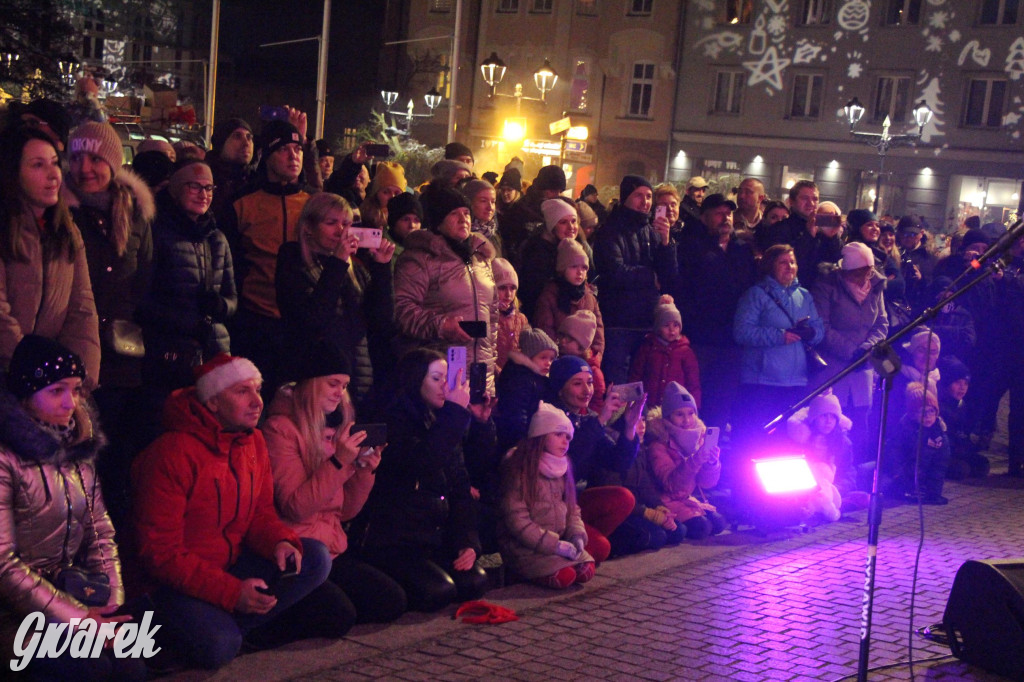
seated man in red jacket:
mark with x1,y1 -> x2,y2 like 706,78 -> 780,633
131,354 -> 331,669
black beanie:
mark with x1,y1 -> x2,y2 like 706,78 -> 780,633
291,340 -> 352,383
387,192 -> 423,230
445,141 -> 474,162
131,150 -> 175,189
498,167 -> 522,191
261,120 -> 302,155
619,175 -> 653,203
422,186 -> 469,232
7,335 -> 86,400
580,184 -> 598,200
211,117 -> 252,154
533,165 -> 566,193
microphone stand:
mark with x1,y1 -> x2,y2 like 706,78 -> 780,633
760,218 -> 1023,682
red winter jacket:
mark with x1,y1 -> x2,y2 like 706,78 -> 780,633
628,332 -> 701,409
131,388 -> 301,612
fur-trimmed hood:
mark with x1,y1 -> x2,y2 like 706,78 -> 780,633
0,389 -> 105,465
506,349 -> 547,376
787,406 -> 853,445
64,166 -> 157,225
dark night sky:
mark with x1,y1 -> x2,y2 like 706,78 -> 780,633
214,1 -> 387,138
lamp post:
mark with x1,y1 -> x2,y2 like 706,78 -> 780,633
58,57 -> 80,89
480,52 -> 558,113
1,52 -> 18,76
844,97 -> 933,214
379,87 -> 444,136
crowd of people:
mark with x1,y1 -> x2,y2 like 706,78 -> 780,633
0,95 -> 1020,678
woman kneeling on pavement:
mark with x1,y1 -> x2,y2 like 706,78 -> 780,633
358,348 -> 491,612
0,335 -> 144,681
264,341 -> 406,632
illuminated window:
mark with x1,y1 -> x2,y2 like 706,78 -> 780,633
884,0 -> 921,24
497,0 -> 520,13
531,0 -> 553,11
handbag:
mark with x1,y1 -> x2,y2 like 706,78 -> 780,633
53,566 -> 111,606
760,284 -> 828,370
105,319 -> 145,358
51,464 -> 112,607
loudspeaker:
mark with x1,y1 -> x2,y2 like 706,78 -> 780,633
944,558 -> 1024,679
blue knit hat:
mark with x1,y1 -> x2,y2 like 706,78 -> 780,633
548,355 -> 591,398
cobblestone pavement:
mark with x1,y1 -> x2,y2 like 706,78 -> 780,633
171,442 -> 1021,681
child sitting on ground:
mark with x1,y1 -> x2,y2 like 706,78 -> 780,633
889,382 -> 952,505
535,237 -> 605,366
556,310 -> 606,414
938,358 -> 988,479
492,257 -> 530,373
494,328 -> 559,454
499,402 -> 596,588
600,412 -> 686,556
628,296 -> 701,409
646,383 -> 726,539
787,393 -> 869,521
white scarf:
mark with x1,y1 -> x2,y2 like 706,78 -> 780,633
539,452 -> 569,479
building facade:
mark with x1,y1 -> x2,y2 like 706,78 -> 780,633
404,0 -> 684,198
670,0 -> 1024,232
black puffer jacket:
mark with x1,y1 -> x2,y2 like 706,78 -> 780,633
137,191 -> 237,362
67,168 -> 155,388
361,396 -> 481,557
592,204 -> 678,329
275,244 -> 393,406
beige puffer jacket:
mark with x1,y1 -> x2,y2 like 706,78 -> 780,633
0,392 -> 121,636
393,229 -> 497,391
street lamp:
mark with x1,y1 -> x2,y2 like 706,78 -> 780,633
379,87 -> 444,137
1,52 -> 18,76
480,52 -> 558,107
58,57 -> 79,88
843,97 -> 933,213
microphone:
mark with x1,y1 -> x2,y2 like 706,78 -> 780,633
970,218 -> 1024,270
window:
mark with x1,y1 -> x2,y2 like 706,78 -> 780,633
531,0 -> 553,11
569,60 -> 590,111
712,70 -> 744,114
577,0 -> 598,15
873,75 -> 912,122
628,0 -> 653,16
497,0 -> 520,13
980,0 -> 1019,24
429,0 -> 453,11
800,0 -> 832,24
719,0 -> 754,24
884,0 -> 921,24
963,78 -> 1007,127
789,73 -> 823,119
628,62 -> 655,117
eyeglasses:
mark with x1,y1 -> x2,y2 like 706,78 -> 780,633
184,182 -> 216,195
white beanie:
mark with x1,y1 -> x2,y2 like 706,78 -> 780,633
528,401 -> 575,439
195,353 -> 262,403
841,242 -> 874,270
541,198 -> 577,233
492,257 -> 519,288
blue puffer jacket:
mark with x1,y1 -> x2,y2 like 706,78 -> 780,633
734,276 -> 824,387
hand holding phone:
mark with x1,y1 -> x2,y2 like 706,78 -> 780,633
447,346 -> 467,392
349,227 -> 383,249
655,205 -> 667,221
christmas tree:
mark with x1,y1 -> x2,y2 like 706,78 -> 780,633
1006,37 -> 1024,81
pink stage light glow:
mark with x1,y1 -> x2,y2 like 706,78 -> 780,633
752,456 -> 818,495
